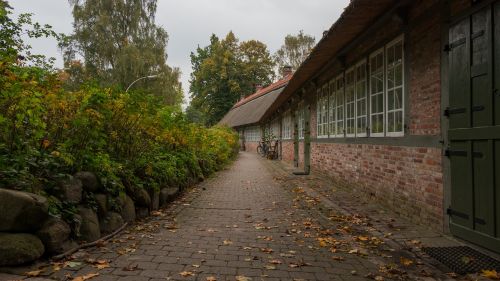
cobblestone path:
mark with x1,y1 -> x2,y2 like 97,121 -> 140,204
4,152 -> 460,281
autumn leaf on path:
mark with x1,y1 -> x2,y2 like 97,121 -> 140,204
260,248 -> 273,253
72,273 -> 99,281
236,276 -> 252,281
223,239 -> 233,245
206,277 -> 217,281
179,271 -> 195,277
399,257 -> 414,267
265,265 -> 276,270
122,264 -> 139,271
482,270 -> 500,280
25,270 -> 43,277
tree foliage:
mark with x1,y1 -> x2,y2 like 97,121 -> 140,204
0,2 -> 239,213
60,0 -> 182,105
189,32 -> 275,126
274,30 -> 315,74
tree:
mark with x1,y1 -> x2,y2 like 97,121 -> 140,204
189,32 -> 275,126
60,0 -> 182,105
274,30 -> 316,74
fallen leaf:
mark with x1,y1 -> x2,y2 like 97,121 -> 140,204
223,239 -> 233,245
72,273 -> 99,281
123,264 -> 139,271
206,277 -> 217,281
64,261 -> 83,268
260,248 -> 273,253
269,259 -> 282,264
25,270 -> 43,277
235,276 -> 252,281
400,257 -> 414,267
265,265 -> 276,270
482,270 -> 500,280
374,276 -> 384,281
179,271 -> 195,277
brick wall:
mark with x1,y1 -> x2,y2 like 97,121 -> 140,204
281,141 -> 294,163
310,143 -> 443,228
244,142 -> 260,154
408,3 -> 442,136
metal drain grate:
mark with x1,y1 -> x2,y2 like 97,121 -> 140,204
422,246 -> 500,274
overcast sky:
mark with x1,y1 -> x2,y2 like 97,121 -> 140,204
10,0 -> 350,104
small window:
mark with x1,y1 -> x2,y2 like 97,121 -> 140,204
298,104 -> 305,140
316,88 -> 328,138
322,85 -> 329,137
281,111 -> 292,140
356,61 -> 368,137
345,68 -> 356,137
386,38 -> 404,136
328,79 -> 336,137
369,49 -> 385,137
335,74 -> 345,137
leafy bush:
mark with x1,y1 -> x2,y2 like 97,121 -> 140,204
0,4 -> 239,198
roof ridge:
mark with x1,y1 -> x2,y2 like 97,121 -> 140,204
232,74 -> 293,109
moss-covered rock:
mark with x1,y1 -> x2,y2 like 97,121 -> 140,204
76,206 -> 100,242
36,217 -> 71,254
131,188 -> 151,207
119,195 -> 136,222
94,193 -> 108,217
99,212 -> 124,234
0,188 -> 49,232
0,233 -> 45,266
74,171 -> 100,193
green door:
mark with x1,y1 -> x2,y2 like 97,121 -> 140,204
447,2 -> 500,252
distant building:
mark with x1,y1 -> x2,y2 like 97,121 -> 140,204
219,67 -> 293,153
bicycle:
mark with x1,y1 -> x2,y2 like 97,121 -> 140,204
257,141 -> 269,157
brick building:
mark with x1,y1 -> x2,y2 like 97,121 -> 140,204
223,0 -> 500,253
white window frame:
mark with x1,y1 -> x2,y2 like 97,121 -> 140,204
316,88 -> 328,138
344,66 -> 356,138
328,79 -> 336,138
282,111 -> 292,140
355,60 -> 368,137
334,74 -> 345,138
270,118 -> 280,140
385,36 -> 405,137
322,84 -> 329,137
369,48 -> 385,137
298,103 -> 305,140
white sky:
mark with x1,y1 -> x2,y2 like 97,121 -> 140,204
9,0 -> 350,105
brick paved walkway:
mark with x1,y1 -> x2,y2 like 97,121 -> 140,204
2,152 -> 468,281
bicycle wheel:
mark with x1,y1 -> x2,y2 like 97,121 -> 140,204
257,145 -> 264,156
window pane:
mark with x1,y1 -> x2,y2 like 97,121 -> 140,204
372,114 -> 384,133
388,90 -> 395,111
395,64 -> 403,87
395,88 -> 403,110
395,111 -> 403,132
388,112 -> 395,132
387,68 -> 394,89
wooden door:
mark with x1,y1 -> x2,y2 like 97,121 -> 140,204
447,2 -> 500,252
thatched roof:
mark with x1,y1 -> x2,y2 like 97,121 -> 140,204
219,74 -> 292,128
